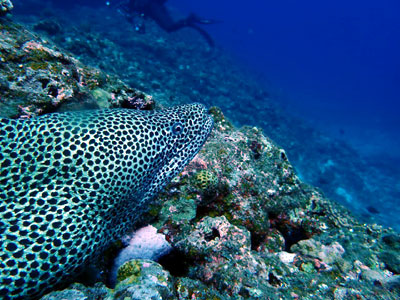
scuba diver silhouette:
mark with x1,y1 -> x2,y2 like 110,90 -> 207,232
114,0 -> 217,46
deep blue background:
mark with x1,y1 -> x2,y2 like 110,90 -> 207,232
169,0 -> 400,160
51,0 -> 400,160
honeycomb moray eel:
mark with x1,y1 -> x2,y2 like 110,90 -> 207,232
0,103 -> 213,299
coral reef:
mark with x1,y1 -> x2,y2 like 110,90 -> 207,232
0,20 -> 154,119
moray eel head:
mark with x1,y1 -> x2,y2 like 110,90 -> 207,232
135,103 -> 214,206
0,103 -> 213,299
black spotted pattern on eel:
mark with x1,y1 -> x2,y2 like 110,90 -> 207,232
0,103 -> 213,299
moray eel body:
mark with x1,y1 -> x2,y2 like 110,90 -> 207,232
0,104 -> 213,299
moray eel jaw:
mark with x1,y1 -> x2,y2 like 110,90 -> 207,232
0,103 -> 213,299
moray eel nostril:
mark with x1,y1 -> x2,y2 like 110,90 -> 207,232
0,103 -> 213,299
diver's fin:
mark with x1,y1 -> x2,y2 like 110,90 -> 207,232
195,18 -> 221,25
188,24 -> 215,47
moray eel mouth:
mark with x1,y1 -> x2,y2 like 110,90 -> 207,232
0,103 -> 213,300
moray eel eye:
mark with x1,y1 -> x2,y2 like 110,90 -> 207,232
171,122 -> 184,135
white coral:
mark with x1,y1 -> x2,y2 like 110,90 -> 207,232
110,225 -> 172,284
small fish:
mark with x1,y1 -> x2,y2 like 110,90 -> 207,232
0,103 -> 213,299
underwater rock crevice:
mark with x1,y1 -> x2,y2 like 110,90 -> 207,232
268,212 -> 312,252
157,248 -> 192,278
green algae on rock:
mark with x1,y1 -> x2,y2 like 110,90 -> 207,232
114,259 -> 175,300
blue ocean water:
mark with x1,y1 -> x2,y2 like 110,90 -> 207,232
171,0 -> 400,159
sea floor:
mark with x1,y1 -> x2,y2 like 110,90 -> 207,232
10,1 -> 400,232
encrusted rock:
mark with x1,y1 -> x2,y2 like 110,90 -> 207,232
40,289 -> 87,300
379,250 -> 400,274
0,21 -> 154,118
291,239 -> 345,264
114,259 -> 175,300
175,277 -> 224,300
177,216 -> 251,256
176,216 -> 271,297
